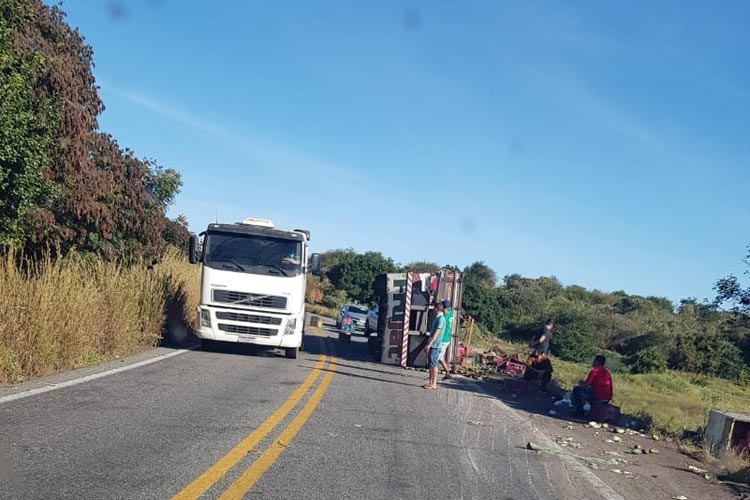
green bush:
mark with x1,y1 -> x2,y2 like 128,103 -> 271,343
547,298 -> 599,363
620,332 -> 668,356
322,289 -> 347,311
627,346 -> 667,374
326,251 -> 397,305
670,332 -> 747,381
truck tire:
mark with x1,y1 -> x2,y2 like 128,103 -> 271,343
285,348 -> 298,359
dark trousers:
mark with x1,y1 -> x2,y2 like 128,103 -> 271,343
524,368 -> 552,390
572,386 -> 594,415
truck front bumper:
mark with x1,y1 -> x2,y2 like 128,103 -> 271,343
195,306 -> 302,348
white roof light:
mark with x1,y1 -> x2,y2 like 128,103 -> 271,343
240,217 -> 275,228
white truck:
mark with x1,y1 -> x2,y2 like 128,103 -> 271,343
188,217 -> 320,359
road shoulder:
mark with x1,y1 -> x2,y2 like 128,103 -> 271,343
0,345 -> 193,402
472,378 -> 742,500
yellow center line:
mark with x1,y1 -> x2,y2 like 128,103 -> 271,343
171,354 -> 328,500
217,356 -> 338,500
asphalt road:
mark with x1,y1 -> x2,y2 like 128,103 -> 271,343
0,321 -> 621,500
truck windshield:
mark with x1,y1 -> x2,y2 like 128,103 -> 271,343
203,232 -> 302,277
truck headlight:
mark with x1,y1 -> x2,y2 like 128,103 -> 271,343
284,318 -> 297,335
200,308 -> 211,328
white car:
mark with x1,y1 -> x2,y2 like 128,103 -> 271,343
365,306 -> 379,335
336,303 -> 369,332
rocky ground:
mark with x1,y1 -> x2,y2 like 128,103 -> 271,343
479,378 -> 750,500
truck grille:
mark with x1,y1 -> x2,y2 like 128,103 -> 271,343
215,312 -> 282,325
212,290 -> 287,309
218,324 -> 277,336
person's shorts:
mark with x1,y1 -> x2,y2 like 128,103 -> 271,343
428,347 -> 441,369
439,342 -> 450,360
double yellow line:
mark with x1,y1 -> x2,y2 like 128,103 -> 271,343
172,353 -> 336,500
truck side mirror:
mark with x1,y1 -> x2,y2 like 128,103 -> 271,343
188,234 -> 199,264
310,253 -> 321,275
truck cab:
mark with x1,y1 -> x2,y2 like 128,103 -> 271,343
188,218 -> 319,359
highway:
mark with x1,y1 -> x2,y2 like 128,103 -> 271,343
0,321 -> 621,500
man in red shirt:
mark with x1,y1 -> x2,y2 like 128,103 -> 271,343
572,355 -> 613,417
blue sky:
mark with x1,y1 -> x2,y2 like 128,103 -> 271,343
57,0 -> 749,303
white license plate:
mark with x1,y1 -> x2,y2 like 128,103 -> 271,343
238,334 -> 258,343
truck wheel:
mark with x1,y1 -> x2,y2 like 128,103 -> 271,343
285,348 -> 298,359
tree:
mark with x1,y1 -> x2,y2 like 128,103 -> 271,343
319,249 -> 356,274
715,247 -> 750,314
669,325 -> 747,381
627,346 -> 667,374
326,251 -> 398,305
162,214 -> 190,249
546,297 -> 599,363
464,261 -> 497,289
16,1 -> 104,253
403,261 -> 440,273
0,0 -> 60,247
146,165 -> 183,209
619,331 -> 668,357
0,0 -> 187,260
461,262 -> 502,332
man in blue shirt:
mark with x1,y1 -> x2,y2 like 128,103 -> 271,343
423,302 -> 446,390
531,319 -> 553,356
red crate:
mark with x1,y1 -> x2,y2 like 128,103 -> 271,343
504,360 -> 526,378
590,403 -> 620,424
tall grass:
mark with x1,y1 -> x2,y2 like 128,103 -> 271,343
552,360 -> 750,434
0,248 -> 199,384
305,303 -> 339,319
461,326 -> 750,435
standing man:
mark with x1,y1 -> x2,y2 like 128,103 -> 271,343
573,355 -> 613,417
423,302 -> 446,390
439,300 -> 453,380
531,319 -> 554,356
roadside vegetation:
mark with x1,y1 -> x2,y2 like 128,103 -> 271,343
309,248 -> 750,435
0,1 -> 196,383
469,330 -> 750,435
0,249 -> 199,384
3,1 -> 750,443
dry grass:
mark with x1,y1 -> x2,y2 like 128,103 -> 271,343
305,303 -> 338,319
461,327 -> 750,436
0,248 -> 199,384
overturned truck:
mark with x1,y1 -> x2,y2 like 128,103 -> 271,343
368,270 -> 464,368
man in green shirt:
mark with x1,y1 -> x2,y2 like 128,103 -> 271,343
439,300 -> 453,380
423,302 -> 446,390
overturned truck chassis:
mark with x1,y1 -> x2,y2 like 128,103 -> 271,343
368,270 -> 464,368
